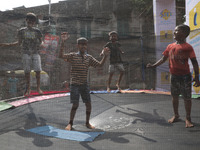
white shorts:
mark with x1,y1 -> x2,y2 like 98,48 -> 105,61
109,63 -> 125,73
22,54 -> 42,73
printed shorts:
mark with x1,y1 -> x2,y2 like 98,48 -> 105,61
109,63 -> 125,73
70,84 -> 91,103
171,74 -> 192,99
22,54 -> 42,73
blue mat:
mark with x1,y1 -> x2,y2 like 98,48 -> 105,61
26,125 -> 104,142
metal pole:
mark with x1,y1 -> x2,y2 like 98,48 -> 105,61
140,18 -> 145,89
48,0 -> 51,26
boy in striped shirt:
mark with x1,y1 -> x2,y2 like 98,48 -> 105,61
59,32 -> 110,130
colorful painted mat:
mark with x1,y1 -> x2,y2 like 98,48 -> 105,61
1,90 -> 199,111
0,101 -> 13,111
90,89 -> 171,95
9,93 -> 70,107
8,89 -> 171,108
29,90 -> 69,96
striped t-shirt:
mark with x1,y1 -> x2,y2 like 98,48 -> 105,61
64,52 -> 100,85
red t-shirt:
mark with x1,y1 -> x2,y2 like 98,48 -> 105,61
162,42 -> 196,75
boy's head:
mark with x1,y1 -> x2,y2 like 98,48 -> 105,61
175,24 -> 190,38
77,37 -> 88,44
10,71 -> 16,78
109,31 -> 118,37
26,12 -> 37,25
77,37 -> 88,53
108,31 -> 118,42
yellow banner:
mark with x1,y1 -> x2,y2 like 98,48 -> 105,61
189,1 -> 200,31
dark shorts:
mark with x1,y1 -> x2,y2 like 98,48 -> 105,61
70,84 -> 91,103
171,74 -> 192,99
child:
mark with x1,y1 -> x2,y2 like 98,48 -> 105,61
147,24 -> 200,128
59,32 -> 110,130
61,81 -> 70,91
7,71 -> 19,98
0,12 -> 43,96
101,31 -> 125,92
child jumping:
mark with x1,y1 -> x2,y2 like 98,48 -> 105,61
0,12 -> 44,96
101,31 -> 125,92
59,32 -> 110,130
147,24 -> 200,128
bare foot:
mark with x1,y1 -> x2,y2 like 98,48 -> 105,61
37,89 -> 44,95
185,119 -> 194,128
86,123 -> 95,129
107,87 -> 111,92
65,124 -> 72,131
168,116 -> 179,123
24,89 -> 31,96
116,84 -> 121,91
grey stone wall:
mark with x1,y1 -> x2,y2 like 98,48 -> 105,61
0,0 -> 173,92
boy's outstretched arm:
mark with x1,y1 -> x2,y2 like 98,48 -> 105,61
191,58 -> 200,87
98,47 -> 110,67
59,32 -> 70,59
0,41 -> 19,47
146,55 -> 168,68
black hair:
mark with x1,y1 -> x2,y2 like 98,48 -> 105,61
77,37 -> 88,44
108,31 -> 118,36
26,12 -> 37,22
176,24 -> 190,38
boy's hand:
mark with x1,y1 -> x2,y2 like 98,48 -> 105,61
102,47 -> 110,56
193,77 -> 200,87
146,63 -> 154,68
61,32 -> 70,42
40,41 -> 45,48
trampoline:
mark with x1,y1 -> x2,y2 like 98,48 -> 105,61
1,92 -> 200,150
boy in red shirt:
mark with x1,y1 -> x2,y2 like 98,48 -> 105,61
147,24 -> 200,128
